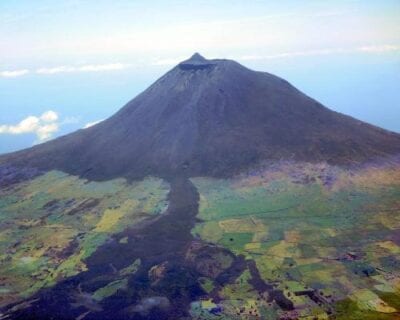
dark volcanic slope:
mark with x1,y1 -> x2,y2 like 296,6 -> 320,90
2,53 -> 400,180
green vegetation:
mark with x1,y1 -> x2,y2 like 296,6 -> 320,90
191,162 -> 400,319
0,171 -> 169,307
92,279 -> 128,301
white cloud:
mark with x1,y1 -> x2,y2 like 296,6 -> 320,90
357,45 -> 400,53
1,43 -> 398,80
79,63 -> 125,72
0,69 -> 29,78
237,44 -> 400,61
40,110 -> 58,122
1,63 -> 129,79
0,63 -> 129,79
36,123 -> 59,141
146,44 -> 400,69
0,110 -> 60,142
239,48 -> 347,60
0,116 -> 40,135
36,66 -> 75,75
36,63 -> 127,75
84,119 -> 104,129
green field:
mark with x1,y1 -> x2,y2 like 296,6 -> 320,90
191,162 -> 400,319
0,171 -> 169,307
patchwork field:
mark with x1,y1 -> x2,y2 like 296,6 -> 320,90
191,161 -> 400,319
0,170 -> 170,308
1,161 -> 400,320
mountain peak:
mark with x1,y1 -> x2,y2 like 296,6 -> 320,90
189,52 -> 206,61
179,52 -> 215,70
2,55 -> 400,181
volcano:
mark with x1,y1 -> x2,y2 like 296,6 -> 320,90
2,53 -> 400,180
1,54 -> 400,320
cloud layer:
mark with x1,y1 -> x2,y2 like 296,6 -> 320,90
0,110 -> 60,141
0,63 -> 128,78
237,45 -> 400,61
0,111 -> 107,143
1,44 -> 399,78
36,63 -> 127,75
0,69 -> 29,78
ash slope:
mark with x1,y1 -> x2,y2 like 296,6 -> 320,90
2,53 -> 400,180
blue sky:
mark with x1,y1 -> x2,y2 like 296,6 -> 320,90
1,0 -> 399,154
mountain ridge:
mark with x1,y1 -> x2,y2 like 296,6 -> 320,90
2,53 -> 400,181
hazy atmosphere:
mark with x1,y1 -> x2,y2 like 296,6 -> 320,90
1,0 -> 399,154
